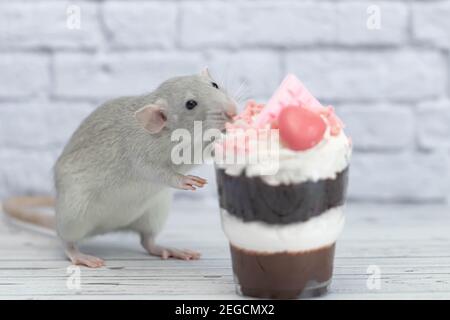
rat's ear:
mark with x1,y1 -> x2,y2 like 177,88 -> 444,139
200,67 -> 211,78
135,100 -> 168,134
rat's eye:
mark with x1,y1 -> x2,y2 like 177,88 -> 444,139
185,99 -> 197,110
211,82 -> 219,89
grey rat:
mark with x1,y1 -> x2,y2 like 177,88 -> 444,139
2,68 -> 237,268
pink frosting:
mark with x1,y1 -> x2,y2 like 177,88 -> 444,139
221,100 -> 269,154
255,74 -> 343,136
225,100 -> 265,131
218,74 -> 345,154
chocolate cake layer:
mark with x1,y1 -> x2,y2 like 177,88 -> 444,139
216,167 -> 349,224
230,244 -> 335,299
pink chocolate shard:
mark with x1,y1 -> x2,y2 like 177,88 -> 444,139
255,74 -> 323,127
255,74 -> 344,136
319,105 -> 344,136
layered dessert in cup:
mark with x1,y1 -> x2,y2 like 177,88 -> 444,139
214,74 -> 352,299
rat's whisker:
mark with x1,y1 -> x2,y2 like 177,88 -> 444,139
219,69 -> 227,89
221,60 -> 233,92
233,80 -> 250,103
235,78 -> 248,93
233,80 -> 248,99
234,87 -> 251,104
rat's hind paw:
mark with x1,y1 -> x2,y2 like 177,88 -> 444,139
69,252 -> 105,268
140,235 -> 201,261
149,245 -> 201,260
65,243 -> 105,268
179,175 -> 207,191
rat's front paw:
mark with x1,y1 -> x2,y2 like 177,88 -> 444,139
179,175 -> 207,191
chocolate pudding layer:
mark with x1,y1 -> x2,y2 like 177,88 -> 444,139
230,244 -> 335,299
216,167 -> 349,224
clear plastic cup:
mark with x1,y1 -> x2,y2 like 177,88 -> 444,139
215,166 -> 349,299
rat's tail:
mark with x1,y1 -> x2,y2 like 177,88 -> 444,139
1,196 -> 56,230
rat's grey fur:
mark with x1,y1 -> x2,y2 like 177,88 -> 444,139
53,72 -> 235,266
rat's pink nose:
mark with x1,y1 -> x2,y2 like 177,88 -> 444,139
225,104 -> 237,119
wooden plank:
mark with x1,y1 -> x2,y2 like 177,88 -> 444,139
0,201 -> 450,299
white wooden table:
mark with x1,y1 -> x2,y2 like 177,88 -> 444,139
0,200 -> 449,299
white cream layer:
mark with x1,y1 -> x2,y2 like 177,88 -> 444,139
216,129 -> 351,186
221,206 -> 345,253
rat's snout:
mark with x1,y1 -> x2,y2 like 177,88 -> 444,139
224,102 -> 237,119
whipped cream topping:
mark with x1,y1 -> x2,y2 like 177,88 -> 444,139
221,206 -> 345,253
216,126 -> 351,185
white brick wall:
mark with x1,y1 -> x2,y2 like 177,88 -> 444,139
338,105 -> 414,151
53,52 -> 204,99
0,54 -> 49,98
417,100 -> 450,150
103,2 -> 177,49
0,0 -> 449,204
412,2 -> 450,49
286,50 -> 446,101
0,102 -> 95,148
349,152 -> 448,202
0,2 -> 101,49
